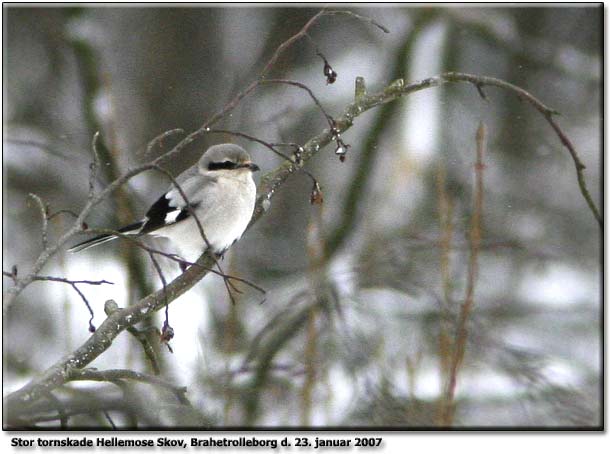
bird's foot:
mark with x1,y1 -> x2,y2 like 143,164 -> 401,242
169,253 -> 189,272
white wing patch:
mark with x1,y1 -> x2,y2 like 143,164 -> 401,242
164,210 -> 181,224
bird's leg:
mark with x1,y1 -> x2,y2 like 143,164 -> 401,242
168,253 -> 188,272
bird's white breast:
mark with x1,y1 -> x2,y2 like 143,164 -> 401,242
155,173 -> 256,262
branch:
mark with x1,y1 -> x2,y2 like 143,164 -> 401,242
440,72 -> 601,228
68,368 -> 190,405
2,271 -> 113,332
4,252 -> 217,415
144,128 -> 185,157
1,9 -> 388,315
28,193 -> 49,249
439,122 -> 486,426
6,393 -> 133,428
202,9 -> 387,129
78,228 -> 265,298
105,300 -> 161,375
4,71 -> 594,417
324,14 -> 432,257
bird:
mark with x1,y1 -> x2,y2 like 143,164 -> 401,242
69,143 -> 260,264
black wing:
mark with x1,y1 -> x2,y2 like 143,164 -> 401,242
140,194 -> 192,234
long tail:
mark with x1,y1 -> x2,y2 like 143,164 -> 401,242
68,221 -> 145,253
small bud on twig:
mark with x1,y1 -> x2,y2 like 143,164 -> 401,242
330,119 -> 351,162
293,145 -> 304,165
355,76 -> 367,101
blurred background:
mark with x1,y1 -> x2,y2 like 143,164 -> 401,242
2,5 -> 602,428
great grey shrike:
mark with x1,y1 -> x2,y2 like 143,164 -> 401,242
70,143 -> 260,263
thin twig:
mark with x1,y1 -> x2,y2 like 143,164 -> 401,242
103,410 -> 117,429
127,327 -> 162,375
144,128 -> 185,157
68,368 -> 190,405
441,72 -> 601,228
440,122 -> 486,426
5,68 -> 595,414
435,160 -> 455,425
201,12 -> 327,129
4,272 -> 113,332
147,252 -> 168,309
147,251 -> 174,352
206,128 -> 318,183
28,193 -> 49,249
44,391 -> 68,429
322,9 -> 390,33
79,229 -> 265,298
27,274 -> 114,286
105,300 -> 161,375
259,79 -> 335,128
3,144 -> 156,313
88,132 -> 101,200
2,10 -> 388,314
48,209 -> 80,221
202,10 -> 387,129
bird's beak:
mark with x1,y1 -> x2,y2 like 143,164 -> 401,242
242,162 -> 260,172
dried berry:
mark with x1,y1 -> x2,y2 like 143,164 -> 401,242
323,61 -> 337,84
310,181 -> 324,205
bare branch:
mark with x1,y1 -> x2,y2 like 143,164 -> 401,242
48,209 -> 80,221
322,9 -> 390,33
105,300 -> 161,375
440,72 -> 601,228
259,79 -> 335,128
28,193 -> 49,249
144,128 -> 185,157
1,10 -> 388,314
206,128 -> 318,184
3,270 -> 113,326
28,274 -> 114,286
79,228 -> 265,298
88,132 -> 101,199
28,274 -> 113,332
202,10 -> 387,129
68,368 -> 190,405
43,391 -> 69,429
440,122 -> 487,426
147,250 -> 175,352
4,69 -> 596,415
103,410 -> 117,429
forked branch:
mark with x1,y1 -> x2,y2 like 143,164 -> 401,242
5,71 -> 595,419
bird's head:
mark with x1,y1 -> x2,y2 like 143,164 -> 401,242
199,144 -> 260,178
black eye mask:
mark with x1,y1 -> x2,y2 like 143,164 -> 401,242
208,160 -> 238,171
